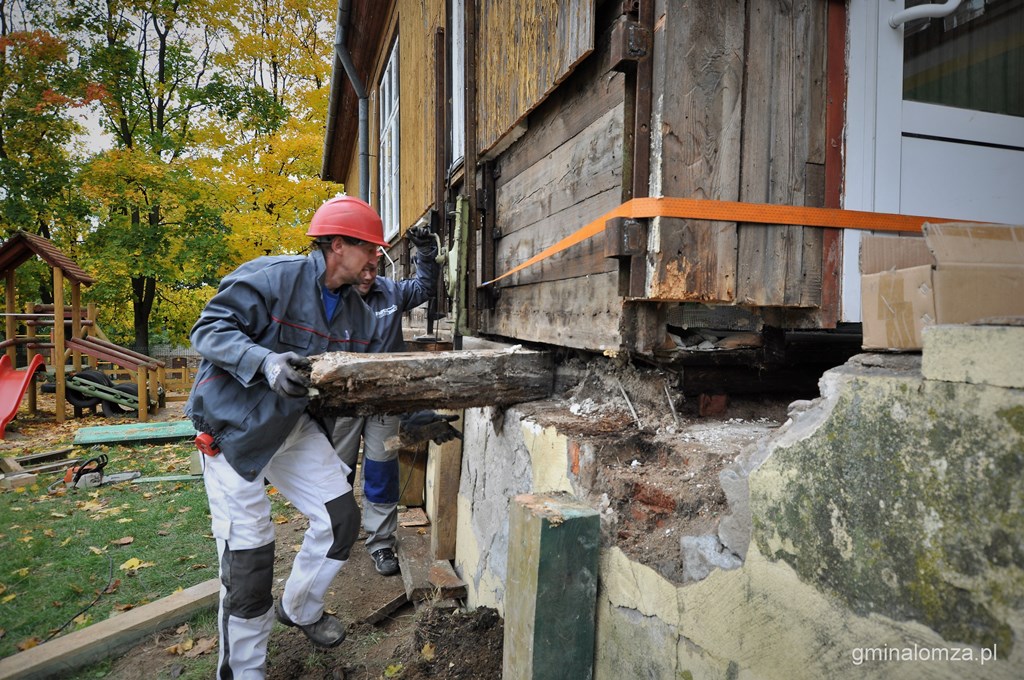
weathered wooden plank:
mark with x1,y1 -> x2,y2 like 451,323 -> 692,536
397,445 -> 427,507
481,273 -> 624,352
396,525 -> 467,602
647,0 -> 745,302
73,420 -> 197,446
503,494 -> 600,680
736,0 -> 826,308
307,349 -> 553,417
496,105 -> 624,238
0,578 -> 219,680
496,60 -> 625,187
477,0 -> 595,155
494,186 -> 621,287
426,412 -> 463,560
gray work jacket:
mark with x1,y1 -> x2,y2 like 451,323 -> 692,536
366,245 -> 438,351
186,249 -> 381,481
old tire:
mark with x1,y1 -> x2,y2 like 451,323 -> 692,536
65,369 -> 111,409
102,383 -> 139,417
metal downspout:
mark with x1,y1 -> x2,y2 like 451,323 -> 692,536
324,0 -> 370,202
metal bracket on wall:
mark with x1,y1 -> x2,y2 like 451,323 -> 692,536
609,17 -> 650,71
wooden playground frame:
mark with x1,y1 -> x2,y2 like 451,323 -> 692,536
0,231 -> 178,424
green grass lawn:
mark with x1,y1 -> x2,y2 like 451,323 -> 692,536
0,440 -> 217,660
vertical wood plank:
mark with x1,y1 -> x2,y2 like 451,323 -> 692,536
426,410 -> 464,560
736,0 -> 826,308
647,0 -> 745,302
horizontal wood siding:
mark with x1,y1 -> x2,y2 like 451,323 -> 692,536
476,0 -> 596,155
485,273 -> 624,351
481,42 -> 627,350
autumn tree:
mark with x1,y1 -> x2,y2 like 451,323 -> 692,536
58,0 -> 338,353
0,0 -> 97,304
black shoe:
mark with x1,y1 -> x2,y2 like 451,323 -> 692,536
371,547 -> 400,576
275,596 -> 346,648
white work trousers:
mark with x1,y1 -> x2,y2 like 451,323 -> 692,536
333,414 -> 400,554
204,413 -> 356,679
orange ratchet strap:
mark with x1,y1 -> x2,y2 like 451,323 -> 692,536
482,196 -> 961,286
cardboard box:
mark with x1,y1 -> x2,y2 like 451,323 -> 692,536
860,222 -> 1024,350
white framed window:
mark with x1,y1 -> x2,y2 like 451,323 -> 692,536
449,0 -> 465,170
379,39 -> 400,242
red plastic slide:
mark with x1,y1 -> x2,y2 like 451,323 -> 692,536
0,353 -> 45,439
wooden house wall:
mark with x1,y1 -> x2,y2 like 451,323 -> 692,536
476,0 -> 596,156
646,0 -> 829,314
340,0 -> 444,235
480,32 -> 628,351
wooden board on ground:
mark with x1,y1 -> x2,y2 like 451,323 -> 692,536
396,525 -> 467,602
73,419 -> 197,446
0,578 -> 219,680
307,348 -> 552,416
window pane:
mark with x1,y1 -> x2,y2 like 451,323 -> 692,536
903,0 -> 1024,117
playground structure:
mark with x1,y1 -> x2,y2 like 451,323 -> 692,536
0,231 -> 186,436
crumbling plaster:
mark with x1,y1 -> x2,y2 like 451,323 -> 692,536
453,326 -> 1023,679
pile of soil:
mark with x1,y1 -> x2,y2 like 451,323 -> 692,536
519,358 -> 791,583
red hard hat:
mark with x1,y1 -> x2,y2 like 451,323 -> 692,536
307,196 -> 388,247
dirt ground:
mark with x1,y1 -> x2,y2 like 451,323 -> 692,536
3,393 -> 502,680
3,354 -> 796,677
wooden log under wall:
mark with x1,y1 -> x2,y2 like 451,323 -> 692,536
306,347 -> 554,417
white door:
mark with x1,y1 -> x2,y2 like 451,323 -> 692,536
842,0 -> 1024,321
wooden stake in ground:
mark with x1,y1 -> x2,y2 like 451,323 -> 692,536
306,347 -> 552,416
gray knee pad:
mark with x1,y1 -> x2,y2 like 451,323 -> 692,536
221,541 -> 275,618
325,492 -> 361,561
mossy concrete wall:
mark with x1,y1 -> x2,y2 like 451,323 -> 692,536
455,327 -> 1023,679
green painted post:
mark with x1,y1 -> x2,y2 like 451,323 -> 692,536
503,493 -> 600,680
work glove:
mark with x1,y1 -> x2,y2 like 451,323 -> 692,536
262,352 -> 311,398
406,225 -> 436,251
400,410 -> 462,444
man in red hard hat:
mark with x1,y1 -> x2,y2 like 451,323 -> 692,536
186,195 -> 387,678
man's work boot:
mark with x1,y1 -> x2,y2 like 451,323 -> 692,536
275,596 -> 346,648
371,547 -> 400,576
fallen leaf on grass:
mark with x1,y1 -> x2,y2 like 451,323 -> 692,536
184,636 -> 217,658
10,568 -> 29,577
119,557 -> 156,571
102,579 -> 121,594
166,638 -> 194,655
50,512 -> 67,518
116,518 -> 133,523
72,613 -> 89,625
384,664 -> 404,678
111,536 -> 134,546
89,546 -> 106,555
43,529 -> 55,538
60,537 -> 72,547
421,642 -> 436,661
16,636 -> 41,651
2,593 -> 16,604
113,603 -> 135,612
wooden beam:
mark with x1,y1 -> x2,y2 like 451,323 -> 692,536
307,348 -> 552,416
395,525 -> 467,602
503,494 -> 600,680
426,410 -> 464,560
0,578 -> 219,680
